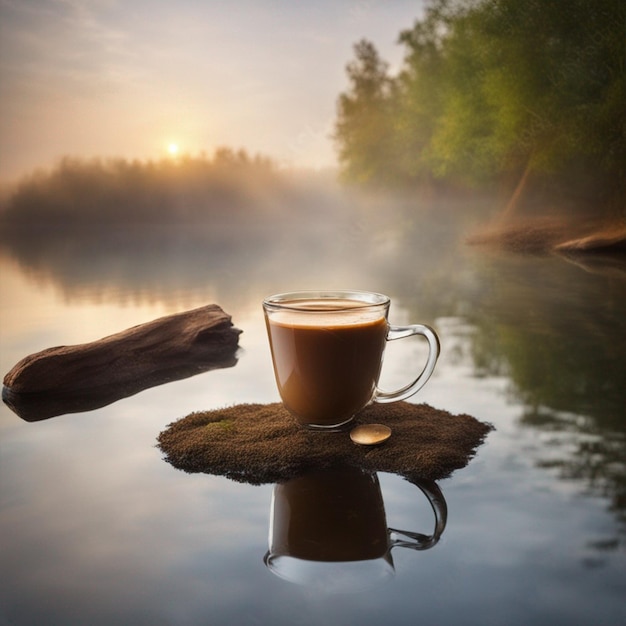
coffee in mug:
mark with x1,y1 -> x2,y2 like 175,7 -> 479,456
263,291 -> 440,430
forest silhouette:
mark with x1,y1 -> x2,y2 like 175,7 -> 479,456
0,149 -> 325,228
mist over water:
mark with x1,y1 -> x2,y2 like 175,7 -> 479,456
0,156 -> 486,309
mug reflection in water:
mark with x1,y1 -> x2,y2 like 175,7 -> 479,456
264,467 -> 447,593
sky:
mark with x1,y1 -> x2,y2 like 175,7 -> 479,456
0,0 -> 426,184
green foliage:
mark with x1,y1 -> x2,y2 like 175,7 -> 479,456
334,40 -> 400,185
334,0 -> 626,214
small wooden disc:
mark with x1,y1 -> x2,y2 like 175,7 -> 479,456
350,423 -> 392,446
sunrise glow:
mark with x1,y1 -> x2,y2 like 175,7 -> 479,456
0,2 -> 423,183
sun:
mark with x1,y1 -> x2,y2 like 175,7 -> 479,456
167,143 -> 179,156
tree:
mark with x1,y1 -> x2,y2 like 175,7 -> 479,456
335,0 -> 626,217
334,40 -> 399,185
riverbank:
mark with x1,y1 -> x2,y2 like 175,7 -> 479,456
466,216 -> 626,256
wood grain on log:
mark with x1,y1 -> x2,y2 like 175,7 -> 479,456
2,304 -> 241,421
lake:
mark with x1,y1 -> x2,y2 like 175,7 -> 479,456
1,196 -> 625,626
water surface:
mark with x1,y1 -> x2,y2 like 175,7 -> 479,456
1,203 -> 625,626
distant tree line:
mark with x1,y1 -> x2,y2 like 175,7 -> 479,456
0,148 -> 283,227
334,0 -> 625,218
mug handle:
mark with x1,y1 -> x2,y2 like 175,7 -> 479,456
374,324 -> 441,404
388,479 -> 448,551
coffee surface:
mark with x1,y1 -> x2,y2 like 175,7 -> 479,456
270,298 -> 385,327
266,299 -> 388,426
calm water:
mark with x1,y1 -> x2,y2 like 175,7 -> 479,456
1,200 -> 625,626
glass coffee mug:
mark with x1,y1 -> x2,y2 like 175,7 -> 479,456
264,467 -> 447,592
263,290 -> 440,429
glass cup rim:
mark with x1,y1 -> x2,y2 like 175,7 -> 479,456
262,290 -> 390,312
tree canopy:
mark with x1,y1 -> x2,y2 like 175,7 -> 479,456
334,0 -> 625,216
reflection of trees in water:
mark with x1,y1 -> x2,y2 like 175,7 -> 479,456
1,221 -> 281,304
527,408 -> 626,535
388,236 -> 626,541
0,208 -> 371,308
473,255 -> 626,428
469,254 -> 626,541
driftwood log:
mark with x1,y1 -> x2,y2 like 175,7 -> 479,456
3,304 -> 241,421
